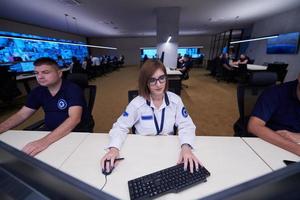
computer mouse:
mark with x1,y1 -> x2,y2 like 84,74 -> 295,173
102,159 -> 114,175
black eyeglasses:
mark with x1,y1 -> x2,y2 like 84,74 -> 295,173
148,75 -> 167,86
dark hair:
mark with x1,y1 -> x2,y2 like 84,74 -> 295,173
34,57 -> 59,68
138,60 -> 168,100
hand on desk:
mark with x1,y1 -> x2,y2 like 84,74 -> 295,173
178,144 -> 201,173
277,130 -> 300,144
22,137 -> 50,156
101,147 -> 120,173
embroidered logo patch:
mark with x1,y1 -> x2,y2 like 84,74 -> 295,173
123,111 -> 129,117
57,99 -> 67,110
182,107 -> 188,118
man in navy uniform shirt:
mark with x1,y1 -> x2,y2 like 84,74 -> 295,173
0,57 -> 91,156
248,73 -> 300,156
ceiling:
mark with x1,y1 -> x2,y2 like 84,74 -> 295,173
1,0 -> 300,37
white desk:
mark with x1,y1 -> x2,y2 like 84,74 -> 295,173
242,137 -> 300,171
0,130 -> 88,169
60,134 -> 271,200
16,67 -> 71,80
231,63 -> 267,71
166,67 -> 182,75
247,64 -> 267,71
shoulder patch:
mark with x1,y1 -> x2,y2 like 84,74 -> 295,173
123,111 -> 129,117
181,107 -> 188,118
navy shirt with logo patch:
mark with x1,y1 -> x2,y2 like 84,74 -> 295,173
251,80 -> 300,132
25,79 -> 89,131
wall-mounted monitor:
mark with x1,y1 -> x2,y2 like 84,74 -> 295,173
140,48 -> 157,59
178,47 -> 202,58
0,31 -> 89,67
267,32 -> 299,54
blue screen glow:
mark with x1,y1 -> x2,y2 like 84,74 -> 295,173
0,31 -> 89,69
267,32 -> 299,54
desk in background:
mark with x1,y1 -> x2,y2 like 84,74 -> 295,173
16,67 -> 71,94
231,63 -> 267,71
247,64 -> 267,71
166,67 -> 182,96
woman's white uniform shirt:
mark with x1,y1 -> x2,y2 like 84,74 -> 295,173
108,91 -> 196,150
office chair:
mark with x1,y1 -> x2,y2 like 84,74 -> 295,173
0,68 -> 22,110
267,63 -> 288,83
128,90 -> 139,134
233,72 -> 277,137
236,63 -> 249,83
24,74 -> 96,132
181,67 -> 191,88
248,59 -> 255,64
128,90 -> 139,103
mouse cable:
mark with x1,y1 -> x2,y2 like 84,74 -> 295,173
100,175 -> 108,191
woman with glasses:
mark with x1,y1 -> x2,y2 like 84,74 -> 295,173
101,60 -> 201,173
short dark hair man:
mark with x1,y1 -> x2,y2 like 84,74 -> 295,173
248,73 -> 300,156
0,57 -> 91,156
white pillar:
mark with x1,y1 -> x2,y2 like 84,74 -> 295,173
156,7 -> 180,69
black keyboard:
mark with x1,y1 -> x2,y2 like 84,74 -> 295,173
128,163 -> 210,200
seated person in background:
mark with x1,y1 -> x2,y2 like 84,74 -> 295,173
177,53 -> 182,68
0,57 -> 92,156
118,55 -> 125,66
101,60 -> 201,173
231,54 -> 249,65
91,55 -> 100,67
237,54 -> 249,64
221,53 -> 234,71
248,73 -> 300,156
220,53 -> 236,81
177,55 -> 192,80
143,54 -> 149,63
70,56 -> 82,73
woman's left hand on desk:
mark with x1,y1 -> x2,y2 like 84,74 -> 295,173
178,144 -> 201,173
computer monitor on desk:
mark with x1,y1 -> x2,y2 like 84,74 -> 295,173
0,141 -> 117,200
201,162 -> 300,200
9,61 -> 35,73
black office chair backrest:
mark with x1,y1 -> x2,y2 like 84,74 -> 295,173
83,85 -> 97,114
234,72 -> 277,137
248,59 -> 255,64
236,63 -> 249,83
128,90 -> 139,134
128,90 -> 139,103
66,73 -> 89,89
267,63 -> 288,83
0,69 -> 21,103
66,73 -> 96,132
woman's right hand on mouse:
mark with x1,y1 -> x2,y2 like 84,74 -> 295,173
101,147 -> 120,170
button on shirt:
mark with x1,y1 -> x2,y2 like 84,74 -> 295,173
251,80 -> 300,132
108,91 -> 196,150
